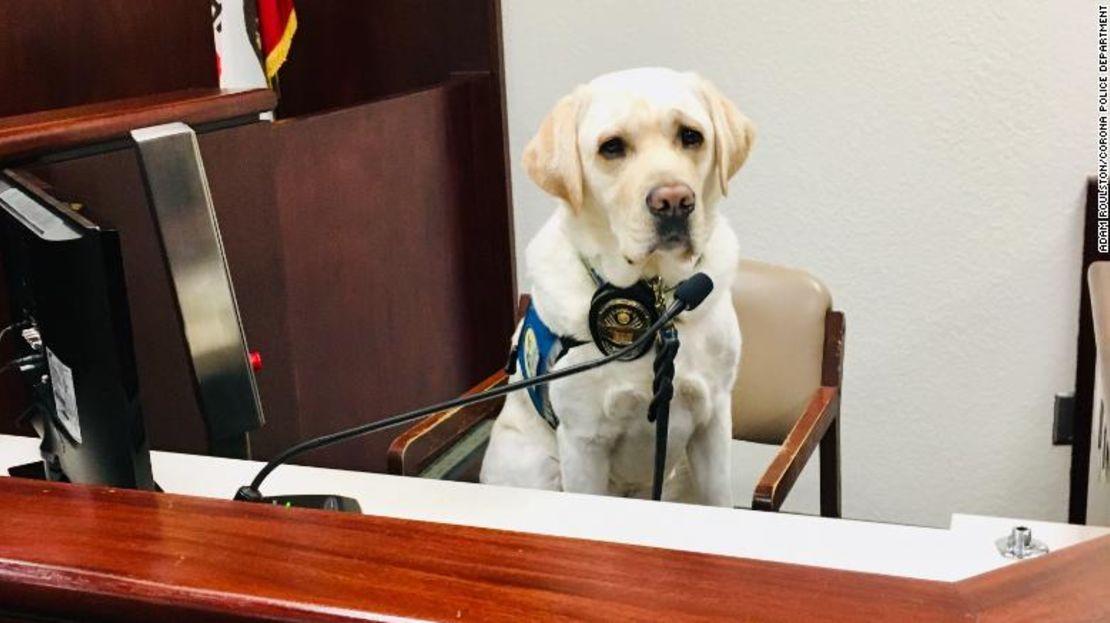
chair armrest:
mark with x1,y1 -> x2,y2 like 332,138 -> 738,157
387,295 -> 526,477
752,386 -> 840,511
386,370 -> 506,476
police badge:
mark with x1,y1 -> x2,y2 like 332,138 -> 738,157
509,265 -> 672,427
588,278 -> 662,361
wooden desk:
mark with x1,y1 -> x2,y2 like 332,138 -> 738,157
0,476 -> 1105,623
0,436 -> 1108,621
0,89 -> 275,163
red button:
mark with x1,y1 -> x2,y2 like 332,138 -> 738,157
249,351 -> 263,372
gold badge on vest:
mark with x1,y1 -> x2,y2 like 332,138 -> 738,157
587,278 -> 662,361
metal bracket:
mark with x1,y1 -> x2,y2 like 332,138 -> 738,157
995,526 -> 1049,560
1053,392 -> 1075,445
131,123 -> 264,457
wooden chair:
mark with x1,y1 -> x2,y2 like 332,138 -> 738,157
388,259 -> 845,516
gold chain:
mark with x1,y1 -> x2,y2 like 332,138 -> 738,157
650,277 -> 672,334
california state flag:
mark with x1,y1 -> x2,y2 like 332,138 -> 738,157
211,0 -> 297,89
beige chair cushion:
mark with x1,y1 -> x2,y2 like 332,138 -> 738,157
731,259 -> 832,445
1088,262 -> 1110,526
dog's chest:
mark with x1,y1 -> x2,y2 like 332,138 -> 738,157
551,308 -> 736,431
592,369 -> 707,487
550,298 -> 738,424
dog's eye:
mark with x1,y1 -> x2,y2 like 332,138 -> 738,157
679,127 -> 704,148
599,137 -> 626,159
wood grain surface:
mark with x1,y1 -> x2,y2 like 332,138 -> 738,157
0,0 -> 216,118
271,75 -> 516,473
0,89 -> 276,163
272,0 -> 498,118
0,477 -> 1106,622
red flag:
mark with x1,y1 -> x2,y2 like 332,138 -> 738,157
257,0 -> 297,82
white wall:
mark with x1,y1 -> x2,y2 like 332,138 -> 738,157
501,1 -> 1091,527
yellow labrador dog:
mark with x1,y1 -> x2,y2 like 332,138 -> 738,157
480,68 -> 754,506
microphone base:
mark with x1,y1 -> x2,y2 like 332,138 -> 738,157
261,494 -> 362,513
234,486 -> 362,514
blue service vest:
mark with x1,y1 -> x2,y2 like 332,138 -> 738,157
515,301 -> 583,429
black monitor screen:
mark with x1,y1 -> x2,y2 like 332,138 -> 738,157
0,171 -> 154,490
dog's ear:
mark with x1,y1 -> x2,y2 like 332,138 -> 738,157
699,78 -> 755,197
523,89 -> 585,213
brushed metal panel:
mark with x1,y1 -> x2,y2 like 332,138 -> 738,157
131,123 -> 264,449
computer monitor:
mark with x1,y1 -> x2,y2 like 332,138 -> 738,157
0,170 -> 155,490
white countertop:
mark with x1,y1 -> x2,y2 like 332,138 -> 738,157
2,433 -> 1104,582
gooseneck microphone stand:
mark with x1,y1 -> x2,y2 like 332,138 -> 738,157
647,325 -> 680,501
236,274 -> 714,507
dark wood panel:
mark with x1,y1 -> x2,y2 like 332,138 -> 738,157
194,125 -> 303,459
447,75 -> 518,369
0,476 -> 994,622
273,75 -> 516,473
0,0 -> 216,118
0,89 -> 275,163
274,0 -> 496,117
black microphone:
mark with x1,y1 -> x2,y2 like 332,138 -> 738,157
234,272 -> 715,509
674,272 -> 713,311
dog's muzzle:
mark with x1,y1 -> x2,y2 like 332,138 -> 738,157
647,183 -> 695,247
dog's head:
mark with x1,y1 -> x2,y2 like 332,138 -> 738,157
524,68 -> 754,281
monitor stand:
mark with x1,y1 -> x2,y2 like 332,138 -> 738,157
7,461 -> 164,493
8,460 -> 56,481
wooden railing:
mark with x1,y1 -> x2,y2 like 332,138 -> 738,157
0,89 -> 276,163
0,477 -> 1106,622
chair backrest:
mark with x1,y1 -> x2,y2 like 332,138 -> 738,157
731,259 -> 833,444
1085,262 -> 1110,526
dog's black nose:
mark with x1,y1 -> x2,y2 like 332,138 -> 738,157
646,183 -> 695,218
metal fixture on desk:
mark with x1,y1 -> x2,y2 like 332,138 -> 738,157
995,526 -> 1049,560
